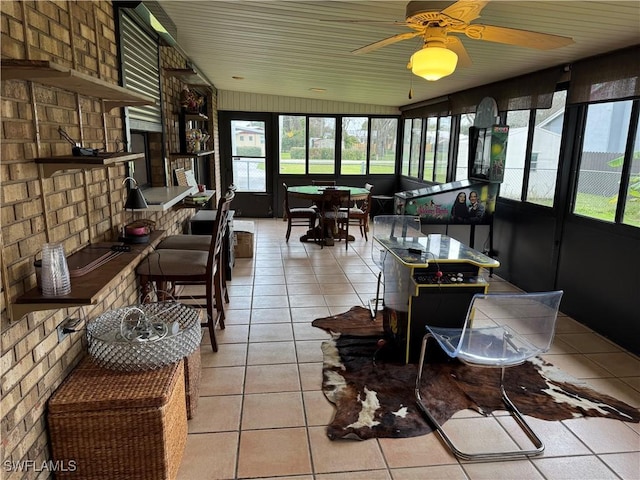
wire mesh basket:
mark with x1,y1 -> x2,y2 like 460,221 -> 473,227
87,302 -> 202,371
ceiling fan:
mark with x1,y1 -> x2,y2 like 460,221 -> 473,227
351,0 -> 574,81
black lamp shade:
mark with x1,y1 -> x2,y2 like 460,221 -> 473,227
124,187 -> 148,210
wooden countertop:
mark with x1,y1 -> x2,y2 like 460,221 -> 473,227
10,231 -> 165,320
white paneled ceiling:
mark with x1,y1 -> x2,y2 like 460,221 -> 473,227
155,0 -> 640,108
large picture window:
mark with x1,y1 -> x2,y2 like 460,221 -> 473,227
278,114 -> 398,176
574,100 -> 636,224
401,119 -> 412,176
369,118 -> 397,174
455,113 -> 475,181
341,117 -> 367,175
623,118 -> 640,227
422,117 -> 437,182
526,90 -> 566,206
409,118 -> 422,177
279,115 -> 306,174
309,117 -> 336,174
435,116 -> 451,183
501,110 -> 530,200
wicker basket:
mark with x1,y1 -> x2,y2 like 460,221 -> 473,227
48,357 -> 187,480
184,347 -> 201,419
87,302 -> 201,371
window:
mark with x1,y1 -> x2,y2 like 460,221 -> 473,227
341,117 -> 367,175
422,117 -> 437,181
526,90 -> 567,206
501,110 -> 530,200
231,120 -> 266,192
435,116 -> 451,183
404,115 -> 452,183
369,118 -> 397,174
455,113 -> 475,180
279,114 -> 398,175
574,100 -> 633,223
623,118 -> 640,227
279,115 -> 306,174
309,117 -> 336,174
401,119 -> 412,176
409,119 -> 422,177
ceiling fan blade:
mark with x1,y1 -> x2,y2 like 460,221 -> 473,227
462,24 -> 574,50
446,36 -> 472,67
441,0 -> 489,23
352,31 -> 422,55
320,18 -> 407,26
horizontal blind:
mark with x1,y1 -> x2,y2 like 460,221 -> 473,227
120,13 -> 162,130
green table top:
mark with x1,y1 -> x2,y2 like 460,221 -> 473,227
287,185 -> 370,198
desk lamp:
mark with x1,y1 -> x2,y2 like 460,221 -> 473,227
120,177 -> 150,244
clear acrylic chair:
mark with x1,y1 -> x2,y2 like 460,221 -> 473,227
368,215 -> 421,318
415,290 -> 564,461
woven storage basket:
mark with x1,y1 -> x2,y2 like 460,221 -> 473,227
184,348 -> 201,419
48,357 -> 187,480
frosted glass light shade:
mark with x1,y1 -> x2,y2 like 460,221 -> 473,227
411,46 -> 458,81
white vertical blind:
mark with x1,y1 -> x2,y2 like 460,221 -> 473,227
120,12 -> 162,131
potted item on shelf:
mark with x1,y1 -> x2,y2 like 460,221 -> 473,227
186,129 -> 210,153
180,86 -> 203,113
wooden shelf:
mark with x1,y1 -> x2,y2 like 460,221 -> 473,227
1,60 -> 155,111
184,113 -> 209,122
35,152 -> 145,178
168,150 -> 214,159
164,67 -> 210,86
137,186 -> 197,211
10,231 -> 165,320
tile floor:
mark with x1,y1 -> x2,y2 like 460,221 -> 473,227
177,218 -> 640,480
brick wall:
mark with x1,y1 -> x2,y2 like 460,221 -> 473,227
0,2 -> 215,478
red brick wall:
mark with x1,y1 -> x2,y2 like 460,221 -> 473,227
0,2 -> 215,477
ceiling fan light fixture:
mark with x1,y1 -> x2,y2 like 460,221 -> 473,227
410,45 -> 458,81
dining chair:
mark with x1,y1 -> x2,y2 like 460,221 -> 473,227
136,190 -> 235,351
369,215 -> 421,318
316,188 -> 351,249
311,179 -> 336,186
283,182 -> 318,242
343,182 -> 373,240
152,187 -> 235,304
415,290 -> 564,461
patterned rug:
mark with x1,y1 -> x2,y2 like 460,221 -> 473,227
312,306 -> 640,440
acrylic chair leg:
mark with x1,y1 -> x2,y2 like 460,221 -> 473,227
415,334 -> 546,461
368,271 -> 383,320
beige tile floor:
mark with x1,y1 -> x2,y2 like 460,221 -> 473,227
177,218 -> 640,480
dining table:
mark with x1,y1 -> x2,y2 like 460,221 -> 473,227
286,185 -> 370,245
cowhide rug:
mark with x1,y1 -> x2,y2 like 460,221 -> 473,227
313,306 -> 640,441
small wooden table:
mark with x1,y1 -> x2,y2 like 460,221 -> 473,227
286,185 -> 370,245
